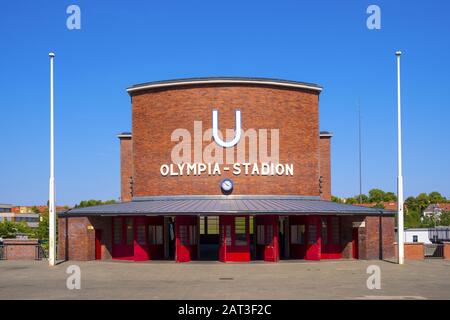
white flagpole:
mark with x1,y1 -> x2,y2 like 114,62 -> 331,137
49,52 -> 56,267
396,51 -> 404,265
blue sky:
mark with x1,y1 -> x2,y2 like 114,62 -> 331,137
1,0 -> 449,206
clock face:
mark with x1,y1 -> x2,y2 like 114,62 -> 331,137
221,179 -> 233,192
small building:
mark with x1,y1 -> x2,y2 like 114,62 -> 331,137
423,203 -> 450,218
404,228 -> 431,244
0,204 -> 40,228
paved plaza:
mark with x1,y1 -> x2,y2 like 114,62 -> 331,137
0,259 -> 449,299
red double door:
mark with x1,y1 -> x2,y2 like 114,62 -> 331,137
219,216 -> 250,262
255,216 -> 279,262
175,216 -> 198,262
320,216 -> 342,259
289,216 -> 321,260
112,216 -> 164,261
289,216 -> 342,260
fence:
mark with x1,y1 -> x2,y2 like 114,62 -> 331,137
0,241 -> 47,260
428,228 -> 450,243
424,243 -> 444,258
36,244 -> 47,260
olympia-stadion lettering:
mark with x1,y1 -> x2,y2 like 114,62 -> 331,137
59,77 -> 396,263
160,110 -> 294,177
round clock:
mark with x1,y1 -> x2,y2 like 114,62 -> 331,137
220,178 -> 234,193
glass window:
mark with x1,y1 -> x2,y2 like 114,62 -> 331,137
331,217 -> 340,244
137,224 -> 146,245
113,218 -> 122,245
189,225 -> 197,245
179,225 -> 188,246
249,216 -> 254,234
126,218 -> 134,245
221,224 -> 232,246
290,225 -> 305,244
148,225 -> 164,245
200,217 -> 205,234
148,225 -> 155,244
235,217 -> 247,246
308,223 -> 317,244
413,235 -> 418,242
291,225 -> 297,244
265,225 -> 273,245
257,225 -> 265,245
321,218 -> 328,245
156,225 -> 163,244
149,225 -> 163,245
207,216 -> 219,234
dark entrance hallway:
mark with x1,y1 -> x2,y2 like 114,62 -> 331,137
199,216 -> 220,260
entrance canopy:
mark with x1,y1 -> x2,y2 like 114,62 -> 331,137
61,195 -> 394,217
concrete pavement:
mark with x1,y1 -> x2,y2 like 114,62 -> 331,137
0,259 -> 449,299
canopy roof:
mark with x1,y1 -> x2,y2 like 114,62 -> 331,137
60,195 -> 394,217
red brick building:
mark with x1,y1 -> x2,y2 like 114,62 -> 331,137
58,77 -> 395,262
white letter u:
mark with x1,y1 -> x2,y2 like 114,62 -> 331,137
212,109 -> 241,148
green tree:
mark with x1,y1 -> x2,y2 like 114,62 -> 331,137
36,209 -> 49,242
416,193 -> 430,212
420,216 -> 436,228
31,206 -> 41,214
405,196 -> 419,212
384,192 -> 397,202
0,220 -> 34,239
353,194 -> 369,204
372,202 -> 385,209
75,199 -> 116,208
428,191 -> 446,204
368,189 -> 386,203
440,211 -> 450,226
345,197 -> 358,204
331,196 -> 343,203
404,210 -> 421,228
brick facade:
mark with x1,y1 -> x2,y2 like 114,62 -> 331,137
58,216 -> 112,261
131,85 -> 321,197
359,216 -> 396,260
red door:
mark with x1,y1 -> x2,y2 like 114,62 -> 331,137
256,216 -> 279,262
112,217 -> 134,260
219,215 -> 250,262
289,216 -> 307,259
175,216 -> 198,262
320,216 -> 342,259
147,216 -> 165,260
305,216 -> 321,260
352,228 -> 359,259
134,217 -> 149,261
95,230 -> 102,260
289,216 -> 321,260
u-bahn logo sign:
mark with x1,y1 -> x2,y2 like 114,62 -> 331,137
160,109 -> 294,177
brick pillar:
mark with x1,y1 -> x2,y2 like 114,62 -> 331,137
444,242 -> 450,260
319,132 -> 332,201
118,132 -> 133,202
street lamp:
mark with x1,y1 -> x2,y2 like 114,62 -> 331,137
48,52 -> 56,267
396,51 -> 405,265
